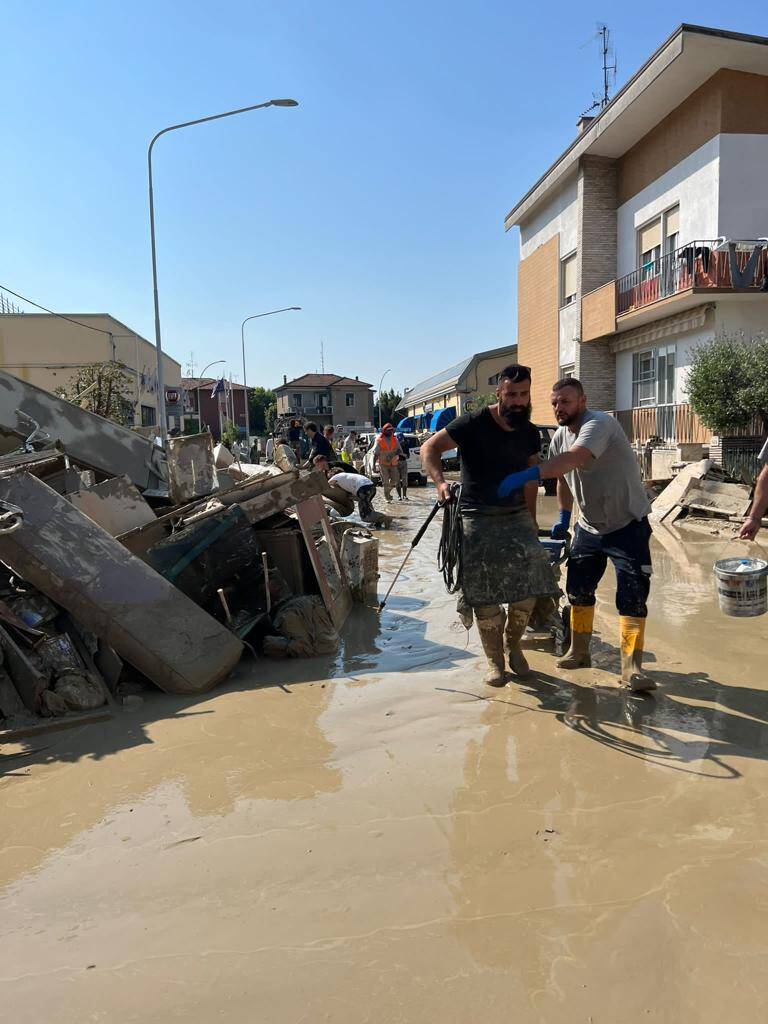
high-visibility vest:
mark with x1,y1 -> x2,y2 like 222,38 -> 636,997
377,433 -> 400,468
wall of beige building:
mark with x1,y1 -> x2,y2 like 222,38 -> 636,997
0,314 -> 182,426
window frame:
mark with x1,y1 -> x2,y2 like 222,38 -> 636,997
560,251 -> 577,308
345,392 -> 355,407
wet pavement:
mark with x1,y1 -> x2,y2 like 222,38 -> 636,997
2,489 -> 767,1022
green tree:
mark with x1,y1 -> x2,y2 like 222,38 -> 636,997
56,362 -> 134,426
472,392 -> 496,410
686,333 -> 768,434
248,387 -> 277,434
374,388 -> 403,426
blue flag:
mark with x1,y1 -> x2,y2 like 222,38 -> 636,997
211,378 -> 225,398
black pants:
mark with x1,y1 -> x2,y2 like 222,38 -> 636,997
566,517 -> 652,618
357,484 -> 376,520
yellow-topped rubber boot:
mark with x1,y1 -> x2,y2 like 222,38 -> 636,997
619,616 -> 656,692
557,605 -> 594,669
476,611 -> 507,687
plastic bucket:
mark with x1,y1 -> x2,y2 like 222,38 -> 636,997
713,557 -> 768,618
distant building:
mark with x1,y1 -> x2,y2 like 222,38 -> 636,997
504,23 -> 768,443
182,378 -> 249,441
0,312 -> 183,431
395,344 -> 518,430
274,373 -> 375,428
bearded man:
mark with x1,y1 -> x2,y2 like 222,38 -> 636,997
421,365 -> 558,687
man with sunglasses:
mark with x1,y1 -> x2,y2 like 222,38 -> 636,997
421,365 -> 558,687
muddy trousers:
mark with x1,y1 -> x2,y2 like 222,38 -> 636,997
566,518 -> 652,617
356,484 -> 377,520
379,464 -> 399,500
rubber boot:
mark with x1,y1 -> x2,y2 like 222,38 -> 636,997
505,597 -> 535,678
476,611 -> 507,687
557,605 -> 594,669
619,616 -> 657,692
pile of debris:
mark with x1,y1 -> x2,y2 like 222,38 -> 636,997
0,371 -> 379,739
650,459 -> 756,530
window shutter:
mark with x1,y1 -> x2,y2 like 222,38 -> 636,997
639,218 -> 662,253
563,254 -> 577,298
665,207 -> 679,237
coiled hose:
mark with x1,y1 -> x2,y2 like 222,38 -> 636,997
437,485 -> 463,593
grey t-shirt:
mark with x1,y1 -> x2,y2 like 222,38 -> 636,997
549,410 -> 651,534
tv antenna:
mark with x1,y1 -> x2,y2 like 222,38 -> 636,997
185,350 -> 196,377
580,23 -> 617,118
320,338 -> 325,373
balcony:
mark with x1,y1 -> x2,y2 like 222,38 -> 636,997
611,404 -> 709,444
582,240 -> 768,341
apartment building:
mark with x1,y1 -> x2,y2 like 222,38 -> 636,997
395,343 -> 518,429
0,312 -> 184,430
273,373 -> 375,428
505,24 -> 768,445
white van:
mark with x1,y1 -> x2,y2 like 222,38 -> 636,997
362,432 -> 428,486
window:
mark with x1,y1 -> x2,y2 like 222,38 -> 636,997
561,252 -> 577,307
345,392 -> 355,407
632,345 -> 676,408
293,393 -> 303,407
141,404 -> 156,427
665,205 -> 679,255
319,393 -> 329,410
488,372 -> 501,385
347,419 -> 355,426
639,219 -> 662,279
560,364 -> 575,379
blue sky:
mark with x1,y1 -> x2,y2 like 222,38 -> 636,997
1,2 -> 762,398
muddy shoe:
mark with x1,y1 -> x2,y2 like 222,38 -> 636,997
557,606 -> 593,670
476,611 -> 507,687
505,598 -> 535,679
619,615 -> 657,692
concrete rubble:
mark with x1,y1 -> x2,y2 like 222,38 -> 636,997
650,458 -> 756,529
0,371 -> 380,739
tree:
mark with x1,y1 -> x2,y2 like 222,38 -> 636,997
472,392 -> 496,410
56,362 -> 135,426
374,388 -> 403,426
686,333 -> 768,434
248,387 -> 277,435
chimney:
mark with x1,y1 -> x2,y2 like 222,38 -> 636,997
283,374 -> 287,385
576,114 -> 595,135
355,375 -> 359,380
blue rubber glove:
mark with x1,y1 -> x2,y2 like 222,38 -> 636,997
497,465 -> 541,499
550,508 -> 571,540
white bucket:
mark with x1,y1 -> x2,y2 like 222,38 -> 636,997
713,557 -> 768,618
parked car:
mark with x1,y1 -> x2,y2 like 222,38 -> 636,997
537,425 -> 558,495
363,432 -> 428,486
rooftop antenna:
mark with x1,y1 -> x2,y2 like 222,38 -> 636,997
320,338 -> 325,373
185,350 -> 196,377
579,23 -> 617,118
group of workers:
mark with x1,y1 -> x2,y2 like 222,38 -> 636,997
421,364 -> 656,694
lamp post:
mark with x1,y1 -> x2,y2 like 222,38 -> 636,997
377,368 -> 392,431
241,306 -> 301,447
148,98 -> 299,444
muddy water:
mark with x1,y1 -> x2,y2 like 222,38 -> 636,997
2,491 -> 767,1023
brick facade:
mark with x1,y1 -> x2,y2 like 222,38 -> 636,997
576,156 -> 618,410
517,235 -> 560,423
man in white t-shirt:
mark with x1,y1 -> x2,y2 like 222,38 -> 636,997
739,437 -> 768,540
313,456 -> 377,520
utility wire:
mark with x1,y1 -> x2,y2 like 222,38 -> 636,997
0,283 -> 114,336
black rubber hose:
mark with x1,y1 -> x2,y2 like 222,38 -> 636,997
437,486 -> 463,593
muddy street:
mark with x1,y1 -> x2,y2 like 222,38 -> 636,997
2,488 -> 768,1023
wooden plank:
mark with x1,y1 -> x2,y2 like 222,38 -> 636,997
68,475 -> 157,536
0,473 -> 243,696
295,495 -> 353,631
0,623 -> 48,713
0,709 -> 111,743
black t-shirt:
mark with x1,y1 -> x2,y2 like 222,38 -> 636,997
310,432 -> 335,462
445,408 -> 541,507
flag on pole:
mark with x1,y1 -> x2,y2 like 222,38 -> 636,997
211,378 -> 225,398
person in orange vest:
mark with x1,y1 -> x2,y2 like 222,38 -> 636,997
373,423 -> 404,501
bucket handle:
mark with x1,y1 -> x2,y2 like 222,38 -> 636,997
715,533 -> 768,565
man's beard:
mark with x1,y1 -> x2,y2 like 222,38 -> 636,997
501,402 -> 532,427
555,409 -> 579,426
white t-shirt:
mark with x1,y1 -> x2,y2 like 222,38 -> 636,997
329,472 -> 373,495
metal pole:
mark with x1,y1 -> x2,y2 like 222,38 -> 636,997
377,368 -> 392,431
241,306 -> 301,450
146,98 -> 298,446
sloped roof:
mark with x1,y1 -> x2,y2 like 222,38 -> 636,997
275,373 -> 373,390
395,344 -> 517,412
182,376 -> 248,391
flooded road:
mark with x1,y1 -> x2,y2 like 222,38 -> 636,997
2,489 -> 768,1022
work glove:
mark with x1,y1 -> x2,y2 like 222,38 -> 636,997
497,465 -> 541,499
550,508 -> 571,540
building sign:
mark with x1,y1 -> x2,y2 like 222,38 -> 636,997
165,388 -> 180,404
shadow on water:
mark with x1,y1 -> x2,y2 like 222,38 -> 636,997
438,658 -> 768,780
0,602 -> 472,777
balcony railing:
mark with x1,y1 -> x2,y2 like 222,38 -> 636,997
616,239 -> 768,316
610,404 -> 710,444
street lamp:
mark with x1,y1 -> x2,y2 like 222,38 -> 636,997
147,98 -> 299,443
377,368 -> 392,431
241,307 -> 301,446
